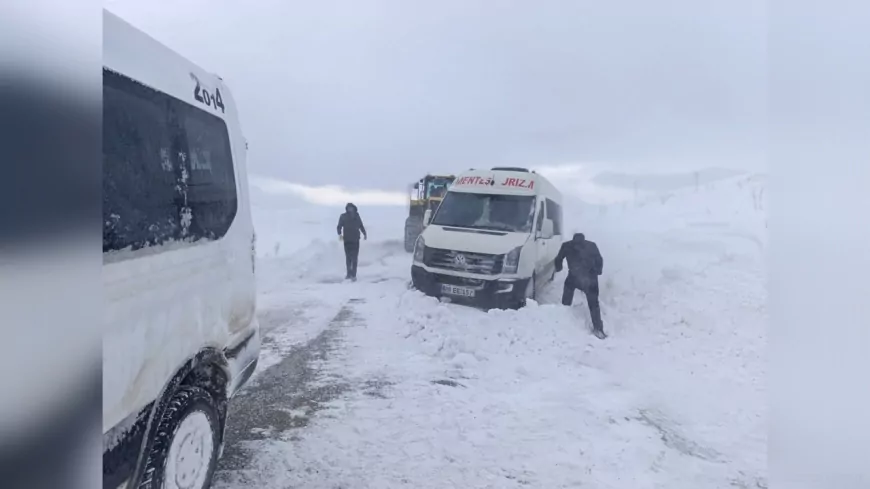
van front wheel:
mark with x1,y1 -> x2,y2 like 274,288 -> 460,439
513,273 -> 536,309
526,273 -> 537,301
138,386 -> 221,489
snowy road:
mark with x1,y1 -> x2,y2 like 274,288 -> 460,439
213,176 -> 767,488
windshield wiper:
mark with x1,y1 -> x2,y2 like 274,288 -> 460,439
435,221 -> 519,232
476,224 -> 516,232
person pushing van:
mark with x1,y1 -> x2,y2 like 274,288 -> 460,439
555,232 -> 607,339
337,202 -> 367,281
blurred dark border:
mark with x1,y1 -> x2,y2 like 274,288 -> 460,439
0,75 -> 99,250
0,1 -> 102,488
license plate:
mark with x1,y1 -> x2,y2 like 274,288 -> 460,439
441,284 -> 476,298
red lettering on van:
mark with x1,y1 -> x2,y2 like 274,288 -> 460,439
500,177 -> 534,189
456,176 -> 495,186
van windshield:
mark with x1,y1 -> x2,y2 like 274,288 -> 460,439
431,192 -> 536,233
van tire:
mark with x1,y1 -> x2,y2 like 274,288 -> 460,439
515,273 -> 536,309
138,386 -> 221,489
528,273 -> 537,301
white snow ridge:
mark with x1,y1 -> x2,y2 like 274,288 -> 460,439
214,173 -> 767,489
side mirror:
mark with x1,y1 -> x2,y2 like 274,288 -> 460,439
413,182 -> 419,190
423,209 -> 433,227
541,219 -> 554,239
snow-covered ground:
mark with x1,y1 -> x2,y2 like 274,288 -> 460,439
216,173 -> 767,488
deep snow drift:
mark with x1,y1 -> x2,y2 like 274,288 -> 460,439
218,173 -> 767,488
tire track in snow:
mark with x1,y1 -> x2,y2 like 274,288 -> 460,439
213,299 -> 365,487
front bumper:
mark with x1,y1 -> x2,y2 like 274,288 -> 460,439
411,264 -> 529,310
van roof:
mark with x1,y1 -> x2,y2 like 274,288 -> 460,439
449,168 -> 561,201
103,9 -> 232,120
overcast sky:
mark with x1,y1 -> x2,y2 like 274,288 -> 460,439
106,0 -> 766,193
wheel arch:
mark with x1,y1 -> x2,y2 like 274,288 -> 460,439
128,347 -> 231,488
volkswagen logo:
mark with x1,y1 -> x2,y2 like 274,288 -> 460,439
452,253 -> 468,269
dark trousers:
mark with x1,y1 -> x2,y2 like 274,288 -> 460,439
344,241 -> 360,278
562,274 -> 604,332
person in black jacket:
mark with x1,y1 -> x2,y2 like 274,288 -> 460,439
555,232 -> 607,339
337,202 -> 367,280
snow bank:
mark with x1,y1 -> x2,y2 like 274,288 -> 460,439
218,171 -> 767,488
566,173 -> 768,475
568,173 -> 766,291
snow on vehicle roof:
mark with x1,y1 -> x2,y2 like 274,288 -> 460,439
103,9 -> 232,120
449,168 -> 560,200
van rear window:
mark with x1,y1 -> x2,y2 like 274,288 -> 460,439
102,69 -> 238,255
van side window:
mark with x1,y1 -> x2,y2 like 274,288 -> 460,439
103,69 -> 238,254
181,109 -> 238,241
535,201 -> 545,232
545,198 -> 562,235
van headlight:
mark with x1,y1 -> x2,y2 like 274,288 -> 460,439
502,246 -> 523,274
413,236 -> 426,263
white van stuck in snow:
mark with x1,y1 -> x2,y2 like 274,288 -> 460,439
102,10 -> 259,489
411,167 -> 564,309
